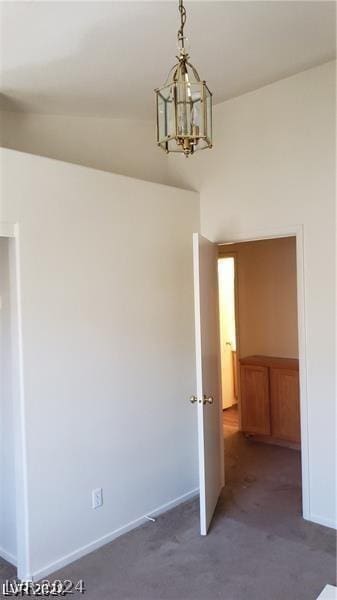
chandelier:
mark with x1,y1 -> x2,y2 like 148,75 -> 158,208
155,0 -> 213,157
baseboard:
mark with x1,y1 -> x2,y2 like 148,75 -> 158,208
0,546 -> 17,567
306,513 -> 337,530
31,487 -> 199,582
316,584 -> 337,599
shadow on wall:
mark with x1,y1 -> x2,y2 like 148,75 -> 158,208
0,2 -> 176,116
0,3 -> 178,186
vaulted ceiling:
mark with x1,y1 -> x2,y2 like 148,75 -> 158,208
1,1 -> 335,119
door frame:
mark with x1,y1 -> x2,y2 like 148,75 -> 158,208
217,224 -> 310,521
0,222 -> 30,581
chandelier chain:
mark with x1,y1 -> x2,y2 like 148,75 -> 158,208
177,0 -> 187,49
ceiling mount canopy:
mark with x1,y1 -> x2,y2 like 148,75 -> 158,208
155,0 -> 213,157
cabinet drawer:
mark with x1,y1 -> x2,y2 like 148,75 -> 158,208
270,368 -> 300,443
240,365 -> 270,435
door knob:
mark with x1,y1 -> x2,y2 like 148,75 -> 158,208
202,395 -> 214,405
189,395 -> 198,404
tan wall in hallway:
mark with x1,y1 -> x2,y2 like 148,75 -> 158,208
220,237 -> 298,359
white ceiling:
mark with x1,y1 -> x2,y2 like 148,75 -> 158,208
0,1 -> 335,120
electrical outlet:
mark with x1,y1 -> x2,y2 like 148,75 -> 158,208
92,488 -> 103,509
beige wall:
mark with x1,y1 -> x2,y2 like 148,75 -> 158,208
183,61 -> 336,528
0,111 -> 171,188
221,237 -> 298,360
1,148 -> 199,579
1,60 -> 335,532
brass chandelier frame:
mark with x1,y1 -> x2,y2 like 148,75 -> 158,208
155,0 -> 213,156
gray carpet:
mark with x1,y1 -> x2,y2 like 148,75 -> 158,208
0,556 -> 16,588
1,428 -> 335,599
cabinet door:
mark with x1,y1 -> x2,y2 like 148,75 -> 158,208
240,365 -> 270,435
270,368 -> 300,443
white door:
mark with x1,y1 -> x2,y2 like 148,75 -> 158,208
193,233 -> 224,535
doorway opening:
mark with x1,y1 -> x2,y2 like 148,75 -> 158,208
0,232 -> 23,582
217,236 -> 303,519
218,255 -> 238,427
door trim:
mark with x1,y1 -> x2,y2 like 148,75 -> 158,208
217,224 -> 310,521
0,222 -> 31,581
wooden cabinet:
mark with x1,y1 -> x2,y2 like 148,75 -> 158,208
240,356 -> 300,447
240,365 -> 270,435
270,367 -> 300,443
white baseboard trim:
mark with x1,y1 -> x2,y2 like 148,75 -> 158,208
0,546 -> 17,567
316,584 -> 337,599
307,513 -> 337,530
31,487 -> 199,582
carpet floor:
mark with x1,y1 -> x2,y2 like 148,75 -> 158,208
1,425 -> 335,600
